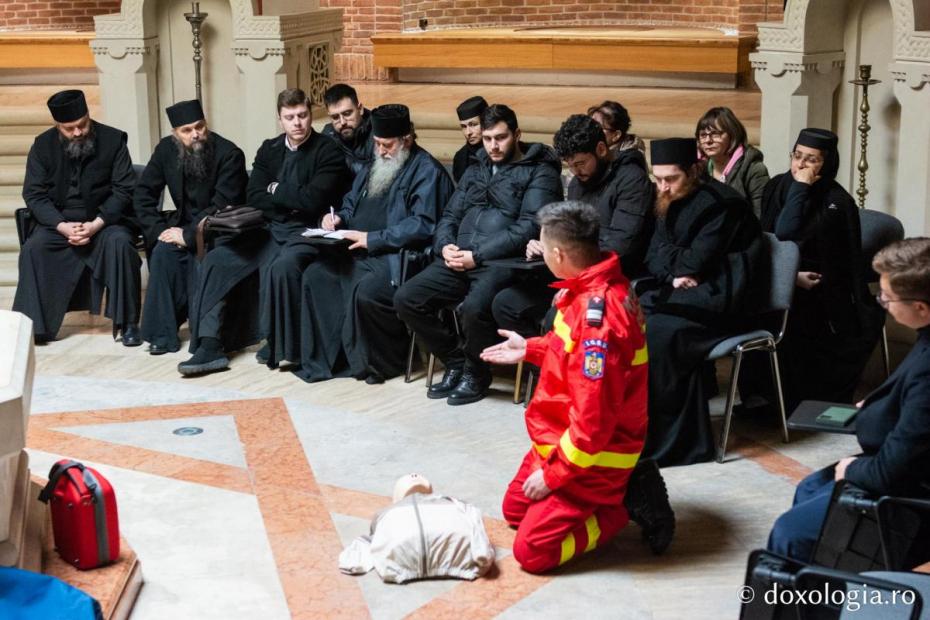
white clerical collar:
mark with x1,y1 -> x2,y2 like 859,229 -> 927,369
285,131 -> 311,151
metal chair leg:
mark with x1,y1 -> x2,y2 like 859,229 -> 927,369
426,353 -> 436,388
770,348 -> 790,443
404,333 -> 417,383
513,360 -> 524,404
880,325 -> 891,379
717,350 -> 743,463
523,369 -> 535,408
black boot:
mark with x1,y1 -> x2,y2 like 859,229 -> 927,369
120,324 -> 142,347
446,368 -> 491,406
624,458 -> 675,555
178,337 -> 229,376
427,365 -> 464,399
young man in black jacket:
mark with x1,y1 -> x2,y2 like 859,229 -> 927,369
395,104 -> 563,406
768,238 -> 930,562
321,83 -> 373,178
15,89 -> 141,345
491,114 -> 655,339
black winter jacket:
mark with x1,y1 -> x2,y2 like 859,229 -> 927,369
433,142 -> 562,265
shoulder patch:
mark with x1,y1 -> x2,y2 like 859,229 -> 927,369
586,296 -> 605,327
583,349 -> 605,380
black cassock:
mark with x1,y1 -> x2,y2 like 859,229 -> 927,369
134,132 -> 247,351
640,180 -> 765,467
451,142 -> 482,185
14,121 -> 139,341
293,144 -> 453,382
249,131 -> 351,367
758,173 -> 883,411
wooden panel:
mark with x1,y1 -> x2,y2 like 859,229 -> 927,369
374,40 -> 553,70
373,29 -> 753,75
0,34 -> 94,69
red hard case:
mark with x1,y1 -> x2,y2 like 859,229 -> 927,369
38,459 -> 120,570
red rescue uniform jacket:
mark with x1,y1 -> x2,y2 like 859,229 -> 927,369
523,252 -> 648,505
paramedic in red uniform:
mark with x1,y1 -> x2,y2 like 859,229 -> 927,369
482,200 -> 675,573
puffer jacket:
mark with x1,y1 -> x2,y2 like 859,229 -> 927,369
433,142 -> 563,265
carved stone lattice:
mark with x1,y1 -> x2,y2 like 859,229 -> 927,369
308,43 -> 329,106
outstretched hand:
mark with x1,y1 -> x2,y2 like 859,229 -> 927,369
480,329 -> 527,365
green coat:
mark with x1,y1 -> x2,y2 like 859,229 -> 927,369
707,145 -> 769,219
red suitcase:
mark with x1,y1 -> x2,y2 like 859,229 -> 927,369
38,459 -> 120,570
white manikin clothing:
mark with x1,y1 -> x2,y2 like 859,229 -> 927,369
338,493 -> 495,583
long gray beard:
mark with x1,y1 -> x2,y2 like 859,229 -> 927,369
173,135 -> 213,181
61,129 -> 96,161
366,147 -> 409,198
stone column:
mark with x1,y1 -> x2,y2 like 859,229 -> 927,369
890,63 -> 930,235
0,311 -> 35,567
750,51 -> 846,175
233,43 -> 288,164
90,38 -> 161,163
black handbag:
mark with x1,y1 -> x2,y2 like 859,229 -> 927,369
203,205 -> 265,235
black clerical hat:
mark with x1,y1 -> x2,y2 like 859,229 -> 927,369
795,128 -> 837,152
166,99 -> 205,128
47,90 -> 88,123
456,96 -> 488,121
650,137 -> 698,168
371,104 -> 411,138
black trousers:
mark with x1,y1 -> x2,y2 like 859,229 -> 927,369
259,237 -> 319,366
491,273 -> 555,338
394,259 -> 512,373
141,241 -> 195,350
294,253 -> 407,382
14,225 -> 141,340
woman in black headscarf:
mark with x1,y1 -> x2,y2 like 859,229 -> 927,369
759,128 -> 884,411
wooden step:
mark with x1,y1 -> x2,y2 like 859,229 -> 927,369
0,135 -> 32,156
0,165 -> 25,186
0,252 -> 20,287
0,193 -> 23,217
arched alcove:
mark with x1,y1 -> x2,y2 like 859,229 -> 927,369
91,0 -> 343,161
751,0 -> 930,234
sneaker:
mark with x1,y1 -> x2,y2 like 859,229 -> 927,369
624,458 -> 675,555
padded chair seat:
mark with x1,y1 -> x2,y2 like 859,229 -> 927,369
707,330 -> 774,360
842,571 -> 930,619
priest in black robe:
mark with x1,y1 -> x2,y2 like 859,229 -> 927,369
321,83 -> 373,178
640,138 -> 765,467
293,104 -> 453,383
134,99 -> 248,359
249,89 -> 351,369
451,96 -> 487,184
14,89 -> 141,344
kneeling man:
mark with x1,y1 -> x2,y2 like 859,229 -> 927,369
482,201 -> 674,573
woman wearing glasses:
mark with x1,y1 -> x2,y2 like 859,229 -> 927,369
769,238 -> 930,562
756,128 -> 884,413
695,106 -> 769,218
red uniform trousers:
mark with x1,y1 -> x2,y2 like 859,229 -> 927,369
502,451 -> 629,574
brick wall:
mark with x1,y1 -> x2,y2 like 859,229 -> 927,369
0,1 -> 120,31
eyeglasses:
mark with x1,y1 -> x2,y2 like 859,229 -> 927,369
697,130 -> 725,141
875,290 -> 929,309
790,151 -> 824,166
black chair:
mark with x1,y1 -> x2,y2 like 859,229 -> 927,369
859,209 -> 905,378
812,481 -> 930,573
741,548 -> 929,619
399,247 -> 433,383
711,233 -> 799,462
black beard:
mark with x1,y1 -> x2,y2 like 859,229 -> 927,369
173,135 -> 213,180
576,158 -> 608,189
60,126 -> 96,160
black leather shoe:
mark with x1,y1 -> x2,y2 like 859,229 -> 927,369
120,324 -> 142,347
364,372 -> 385,385
178,346 -> 229,376
446,371 -> 491,406
427,366 -> 464,399
624,458 -> 675,555
149,343 -> 180,356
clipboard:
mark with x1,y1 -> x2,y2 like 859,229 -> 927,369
787,400 -> 859,434
485,258 -> 547,270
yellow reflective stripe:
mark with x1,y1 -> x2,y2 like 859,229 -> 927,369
559,431 -> 640,469
559,532 -> 576,565
584,515 -> 601,552
533,442 -> 554,458
632,344 -> 648,366
552,310 -> 575,353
